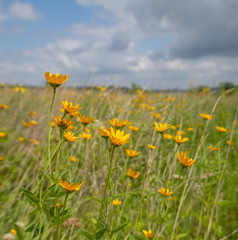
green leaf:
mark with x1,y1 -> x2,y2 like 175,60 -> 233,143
81,230 -> 93,240
96,228 -> 107,239
14,223 -> 26,240
42,184 -> 56,202
157,215 -> 165,225
89,196 -> 103,204
110,223 -> 127,236
21,187 -> 39,206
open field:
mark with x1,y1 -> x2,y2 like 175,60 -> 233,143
0,80 -> 238,240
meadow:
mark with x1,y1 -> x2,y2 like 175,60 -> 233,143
0,74 -> 237,240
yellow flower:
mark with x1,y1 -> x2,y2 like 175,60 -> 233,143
56,203 -> 62,208
158,188 -> 173,196
113,199 -> 122,206
109,118 -> 129,128
227,140 -> 234,146
143,229 -> 154,238
104,127 -> 130,146
29,139 -> 39,145
128,125 -> 139,131
147,144 -> 157,150
58,177 -> 83,193
170,125 -> 177,130
79,132 -> 92,140
13,87 -> 26,92
152,122 -> 170,133
54,116 -> 75,130
97,127 -> 109,138
64,130 -> 79,141
0,132 -> 6,138
45,72 -> 69,88
70,156 -> 78,162
216,126 -> 227,132
197,122 -> 204,127
18,137 -> 24,142
23,121 -> 32,127
98,85 -> 106,91
0,157 -> 4,160
125,149 -> 140,157
187,127 -> 193,132
61,100 -> 80,116
126,168 -> 140,178
29,111 -> 37,116
30,120 -> 37,126
78,115 -> 94,125
163,133 -> 173,140
208,146 -> 218,151
176,130 -> 186,135
10,229 -> 17,236
177,151 -> 195,167
0,104 -> 9,109
174,135 -> 189,145
151,112 -> 161,118
200,113 -> 212,120
168,97 -> 175,101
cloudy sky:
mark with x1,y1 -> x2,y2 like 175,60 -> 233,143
1,0 -> 238,89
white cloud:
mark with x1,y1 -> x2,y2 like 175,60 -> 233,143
9,2 -> 40,21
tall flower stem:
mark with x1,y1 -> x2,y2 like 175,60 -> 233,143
38,87 -> 56,238
58,192 -> 70,240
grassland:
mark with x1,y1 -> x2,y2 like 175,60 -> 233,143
0,84 -> 237,240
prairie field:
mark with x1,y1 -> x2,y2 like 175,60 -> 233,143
0,81 -> 238,240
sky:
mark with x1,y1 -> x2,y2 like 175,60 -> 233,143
1,0 -> 238,89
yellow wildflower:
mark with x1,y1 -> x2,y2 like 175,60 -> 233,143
143,229 -> 154,238
125,149 -> 140,158
61,100 -> 80,116
10,229 -> 17,236
30,120 -> 37,126
79,132 -> 92,140
45,72 -> 69,88
113,199 -> 122,206
29,111 -> 37,116
98,85 -> 106,91
104,127 -> 130,146
29,139 -> 39,145
227,140 -> 234,146
0,132 -> 6,138
170,125 -> 177,130
0,157 -> 4,160
97,127 -> 109,138
13,87 -> 26,92
208,146 -> 218,151
163,133 -> 173,140
147,144 -> 157,150
176,130 -> 186,135
187,127 -> 193,132
0,104 -> 9,109
177,152 -> 195,167
200,113 -> 212,120
128,125 -> 139,131
216,126 -> 227,132
152,122 -> 170,133
109,118 -> 129,128
70,156 -> 78,162
126,168 -> 140,178
174,135 -> 189,145
58,178 -> 83,193
158,188 -> 173,196
64,130 -> 79,142
78,115 -> 94,126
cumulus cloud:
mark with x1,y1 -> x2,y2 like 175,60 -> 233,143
9,2 -> 40,21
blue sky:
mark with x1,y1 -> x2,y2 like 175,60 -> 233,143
1,0 -> 238,89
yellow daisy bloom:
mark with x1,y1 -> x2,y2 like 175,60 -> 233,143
0,104 -> 9,109
177,151 -> 195,167
126,168 -> 140,178
61,100 -> 80,116
79,132 -> 92,140
128,125 -> 139,131
113,199 -> 122,206
64,130 -> 79,142
158,188 -> 173,196
29,139 -> 39,145
109,118 -> 129,128
174,135 -> 189,145
147,144 -> 157,150
216,126 -> 227,132
163,133 -> 173,140
152,122 -> 170,133
104,127 -> 130,146
208,146 -> 218,151
143,229 -> 154,238
125,149 -> 140,157
0,132 -> 6,138
58,177 -> 84,193
78,115 -> 95,126
45,72 -> 69,88
200,113 -> 212,120
70,156 -> 78,162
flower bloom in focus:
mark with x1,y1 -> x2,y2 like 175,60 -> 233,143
152,122 -> 170,133
126,168 -> 140,178
125,149 -> 140,157
45,72 -> 69,88
143,229 -> 154,238
58,177 -> 83,193
64,130 -> 79,142
104,127 -> 130,146
200,113 -> 212,120
174,135 -> 189,145
147,144 -> 157,150
61,100 -> 80,116
158,188 -> 173,196
177,151 -> 195,167
97,127 -> 109,139
216,126 -> 227,132
113,199 -> 122,206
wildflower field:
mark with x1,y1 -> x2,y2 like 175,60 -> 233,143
0,74 -> 238,240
